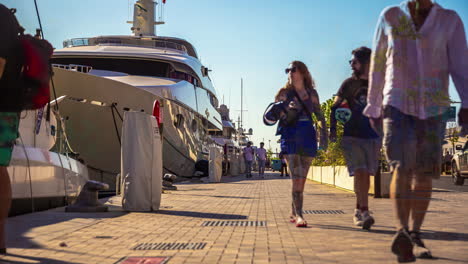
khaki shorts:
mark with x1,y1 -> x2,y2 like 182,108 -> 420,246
341,136 -> 381,176
0,112 -> 20,166
383,106 -> 446,179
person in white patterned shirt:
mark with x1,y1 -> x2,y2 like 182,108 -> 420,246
364,0 -> 468,262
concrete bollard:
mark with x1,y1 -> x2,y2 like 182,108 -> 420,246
66,180 -> 110,212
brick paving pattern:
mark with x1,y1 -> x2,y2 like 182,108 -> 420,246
1,172 -> 468,263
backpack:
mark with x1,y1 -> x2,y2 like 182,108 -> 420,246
0,6 -> 53,112
19,34 -> 53,110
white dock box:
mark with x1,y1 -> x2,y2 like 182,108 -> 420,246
121,111 -> 162,211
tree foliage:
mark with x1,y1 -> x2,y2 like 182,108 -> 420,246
311,98 -> 347,166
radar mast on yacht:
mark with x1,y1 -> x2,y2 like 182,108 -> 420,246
128,0 -> 165,36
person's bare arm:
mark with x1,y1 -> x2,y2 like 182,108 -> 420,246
309,89 -> 328,149
329,96 -> 344,142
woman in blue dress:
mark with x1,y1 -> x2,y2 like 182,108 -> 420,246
275,61 -> 327,227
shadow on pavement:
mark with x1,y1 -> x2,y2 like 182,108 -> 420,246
423,230 -> 468,242
7,210 -> 127,250
430,256 -> 468,263
313,223 -> 395,235
1,253 -> 81,264
168,193 -> 256,199
157,210 -> 247,219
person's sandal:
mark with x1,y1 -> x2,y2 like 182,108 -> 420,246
289,216 -> 296,223
296,219 -> 308,228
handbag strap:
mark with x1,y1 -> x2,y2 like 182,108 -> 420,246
290,89 -> 314,118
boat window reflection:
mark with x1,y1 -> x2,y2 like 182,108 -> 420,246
174,114 -> 184,128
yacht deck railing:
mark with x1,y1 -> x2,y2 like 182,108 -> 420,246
63,37 -> 188,54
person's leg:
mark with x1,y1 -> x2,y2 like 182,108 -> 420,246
341,137 -> 368,226
259,160 -> 265,176
285,155 -> 304,221
390,165 -> 412,230
0,112 -> 18,253
383,106 -> 416,262
287,155 -> 312,226
410,175 -> 431,232
409,175 -> 433,259
408,114 -> 445,259
0,166 -> 11,251
354,168 -> 370,210
244,160 -> 248,177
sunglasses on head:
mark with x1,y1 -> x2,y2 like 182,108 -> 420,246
285,67 -> 297,74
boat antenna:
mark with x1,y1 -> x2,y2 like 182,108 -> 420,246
241,78 -> 243,129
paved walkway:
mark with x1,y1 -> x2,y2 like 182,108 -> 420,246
2,172 -> 468,264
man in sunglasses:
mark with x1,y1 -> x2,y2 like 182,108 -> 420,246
330,47 -> 380,231
365,0 -> 468,262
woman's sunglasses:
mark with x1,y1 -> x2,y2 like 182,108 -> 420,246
285,67 -> 297,74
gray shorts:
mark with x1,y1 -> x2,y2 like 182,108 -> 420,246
383,106 -> 446,179
258,159 -> 266,169
342,136 -> 381,176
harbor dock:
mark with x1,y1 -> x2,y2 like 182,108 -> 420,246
2,172 -> 468,264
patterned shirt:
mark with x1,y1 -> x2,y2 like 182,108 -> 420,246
364,1 -> 468,119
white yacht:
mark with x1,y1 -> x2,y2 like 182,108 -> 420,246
50,0 -> 223,188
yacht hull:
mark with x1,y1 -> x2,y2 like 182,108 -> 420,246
51,68 -> 211,188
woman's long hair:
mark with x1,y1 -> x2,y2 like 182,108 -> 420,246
275,61 -> 316,101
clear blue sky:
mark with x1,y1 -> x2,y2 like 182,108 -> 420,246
3,0 -> 467,151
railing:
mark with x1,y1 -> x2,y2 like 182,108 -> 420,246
52,63 -> 93,73
63,37 -> 188,54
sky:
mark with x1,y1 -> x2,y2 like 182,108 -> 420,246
3,0 -> 467,152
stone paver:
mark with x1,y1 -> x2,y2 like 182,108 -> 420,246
1,172 -> 468,263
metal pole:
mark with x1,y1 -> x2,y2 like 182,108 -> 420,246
241,78 -> 243,129
374,162 -> 382,198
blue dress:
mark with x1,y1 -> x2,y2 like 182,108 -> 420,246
279,115 -> 317,157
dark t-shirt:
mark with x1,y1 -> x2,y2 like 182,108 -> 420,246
0,4 -> 23,112
337,77 -> 378,138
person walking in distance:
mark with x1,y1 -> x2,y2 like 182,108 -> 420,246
279,151 -> 289,177
275,61 -> 328,228
243,141 -> 254,178
256,142 -> 267,178
365,0 -> 468,261
330,47 -> 380,230
0,4 -> 23,255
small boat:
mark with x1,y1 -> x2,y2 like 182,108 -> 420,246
9,104 -> 89,216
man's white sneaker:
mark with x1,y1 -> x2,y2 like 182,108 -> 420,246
361,211 -> 375,230
353,209 -> 363,226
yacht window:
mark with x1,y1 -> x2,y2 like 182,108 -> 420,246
51,57 -> 169,78
169,70 -> 200,86
174,114 -> 184,128
191,119 -> 198,132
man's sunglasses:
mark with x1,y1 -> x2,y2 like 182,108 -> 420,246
285,67 -> 297,74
